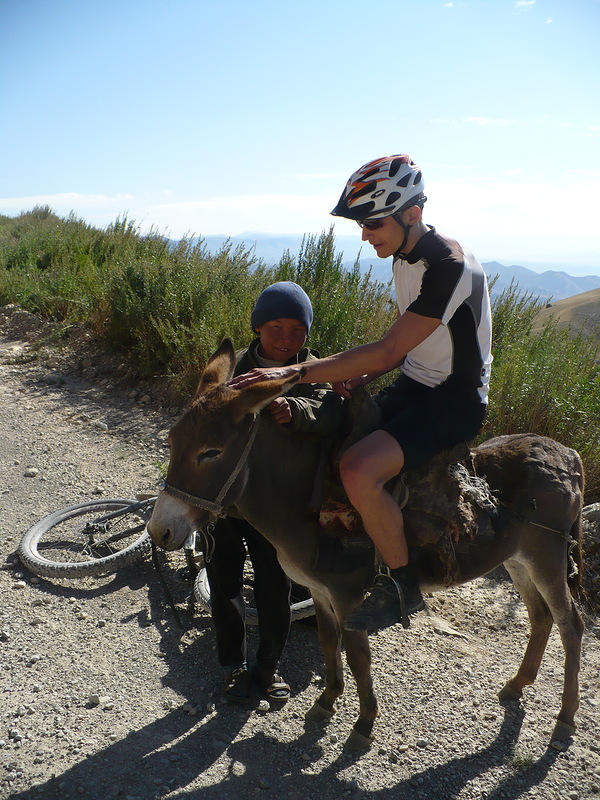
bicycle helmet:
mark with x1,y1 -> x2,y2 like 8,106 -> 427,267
330,155 -> 426,221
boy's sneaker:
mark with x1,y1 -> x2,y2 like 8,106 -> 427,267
223,664 -> 251,703
343,568 -> 424,632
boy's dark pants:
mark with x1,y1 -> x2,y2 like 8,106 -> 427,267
205,516 -> 291,675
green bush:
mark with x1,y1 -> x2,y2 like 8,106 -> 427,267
1,208 -> 598,499
482,281 -> 599,499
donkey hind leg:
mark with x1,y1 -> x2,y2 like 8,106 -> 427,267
503,554 -> 584,740
305,595 -> 344,723
499,559 -> 554,701
341,628 -> 378,751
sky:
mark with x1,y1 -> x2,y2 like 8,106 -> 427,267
1,0 -> 599,276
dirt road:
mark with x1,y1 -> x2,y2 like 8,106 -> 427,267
1,310 -> 599,800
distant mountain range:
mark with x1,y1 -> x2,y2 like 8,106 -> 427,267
194,232 -> 600,302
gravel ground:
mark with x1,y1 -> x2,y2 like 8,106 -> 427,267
1,308 -> 599,800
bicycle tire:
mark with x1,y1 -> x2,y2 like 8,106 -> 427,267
193,566 -> 315,624
18,498 -> 153,579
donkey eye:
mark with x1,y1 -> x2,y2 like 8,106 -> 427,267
197,449 -> 222,464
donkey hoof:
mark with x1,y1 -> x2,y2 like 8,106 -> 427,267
305,700 -> 335,722
552,720 -> 576,741
498,683 -> 522,703
344,729 -> 373,751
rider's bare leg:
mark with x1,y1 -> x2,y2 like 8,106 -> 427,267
339,430 -> 407,568
339,429 -> 424,630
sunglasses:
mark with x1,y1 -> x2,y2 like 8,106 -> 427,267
357,218 -> 384,231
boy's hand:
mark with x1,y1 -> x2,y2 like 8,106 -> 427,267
333,376 -> 368,398
267,397 -> 292,424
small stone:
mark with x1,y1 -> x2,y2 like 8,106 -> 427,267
14,581 -> 27,589
24,468 -> 39,478
88,694 -> 101,706
257,699 -> 270,712
206,702 -> 216,713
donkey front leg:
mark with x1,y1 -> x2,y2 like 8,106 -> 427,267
342,628 -> 378,750
305,596 -> 344,722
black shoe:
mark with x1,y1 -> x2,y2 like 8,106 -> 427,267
344,569 -> 424,632
223,664 -> 251,704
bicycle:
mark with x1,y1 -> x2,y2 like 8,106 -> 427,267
18,496 -> 315,623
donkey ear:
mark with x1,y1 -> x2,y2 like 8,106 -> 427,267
229,368 -> 306,420
194,338 -> 236,398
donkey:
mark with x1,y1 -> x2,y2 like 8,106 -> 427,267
148,339 -> 585,750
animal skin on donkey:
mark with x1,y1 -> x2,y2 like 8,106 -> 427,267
148,338 -> 585,751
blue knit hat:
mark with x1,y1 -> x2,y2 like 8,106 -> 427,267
250,281 -> 313,333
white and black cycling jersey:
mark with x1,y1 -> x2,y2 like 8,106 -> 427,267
393,226 -> 492,404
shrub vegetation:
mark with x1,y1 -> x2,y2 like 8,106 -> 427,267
1,207 -> 598,500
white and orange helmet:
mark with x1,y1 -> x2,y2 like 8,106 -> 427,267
331,155 -> 426,221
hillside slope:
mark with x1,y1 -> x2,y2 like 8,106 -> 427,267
532,288 -> 600,340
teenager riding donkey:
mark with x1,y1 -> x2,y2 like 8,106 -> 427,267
230,154 -> 493,633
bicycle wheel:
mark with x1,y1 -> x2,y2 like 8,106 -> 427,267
18,498 -> 154,579
193,564 -> 315,623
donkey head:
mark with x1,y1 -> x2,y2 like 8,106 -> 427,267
148,338 -> 302,550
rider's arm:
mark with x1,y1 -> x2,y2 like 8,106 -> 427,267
297,311 -> 441,385
228,311 -> 441,390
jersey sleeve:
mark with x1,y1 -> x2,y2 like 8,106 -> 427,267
407,257 -> 471,324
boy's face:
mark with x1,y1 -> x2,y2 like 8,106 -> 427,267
255,318 -> 308,361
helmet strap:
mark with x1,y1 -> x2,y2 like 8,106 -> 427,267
392,213 -> 411,258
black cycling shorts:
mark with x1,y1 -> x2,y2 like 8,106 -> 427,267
374,374 -> 487,472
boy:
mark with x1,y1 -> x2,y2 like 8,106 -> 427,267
230,156 -> 493,633
208,281 -> 340,703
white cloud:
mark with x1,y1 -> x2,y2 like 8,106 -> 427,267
2,180 -> 599,268
0,192 -> 135,213
424,177 -> 600,265
545,17 -> 553,23
515,0 -> 535,7
464,116 -> 512,127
